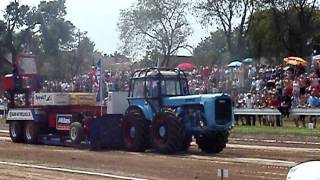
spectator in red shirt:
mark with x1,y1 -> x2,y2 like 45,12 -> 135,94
269,93 -> 280,108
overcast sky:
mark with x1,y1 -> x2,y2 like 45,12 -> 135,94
0,0 -> 209,56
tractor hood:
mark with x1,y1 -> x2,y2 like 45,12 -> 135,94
162,93 -> 228,106
163,93 -> 234,130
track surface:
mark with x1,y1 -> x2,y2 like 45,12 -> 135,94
0,130 -> 319,180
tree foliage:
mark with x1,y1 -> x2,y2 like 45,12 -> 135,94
195,0 -> 257,59
138,49 -> 160,68
194,0 -> 320,64
118,0 -> 192,67
193,30 -> 230,66
247,9 -> 283,60
244,0 -> 320,62
2,0 -> 30,60
265,0 -> 320,57
0,0 -> 95,79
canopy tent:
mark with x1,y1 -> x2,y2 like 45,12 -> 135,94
284,57 -> 307,66
176,63 -> 197,71
227,61 -> 242,68
242,58 -> 255,64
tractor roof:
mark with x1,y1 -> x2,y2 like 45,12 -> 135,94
132,67 -> 187,79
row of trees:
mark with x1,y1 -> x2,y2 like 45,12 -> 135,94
118,0 -> 320,66
0,0 -> 95,79
1,0 -> 320,79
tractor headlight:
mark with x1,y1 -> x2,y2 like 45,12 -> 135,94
196,110 -> 206,128
199,118 -> 205,127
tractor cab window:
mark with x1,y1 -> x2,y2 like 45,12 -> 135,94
132,79 -> 144,98
181,79 -> 189,95
161,79 -> 183,96
146,80 -> 159,98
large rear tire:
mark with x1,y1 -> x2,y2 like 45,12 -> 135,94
9,121 -> 24,143
69,122 -> 84,144
24,121 -> 39,144
196,131 -> 229,154
151,111 -> 184,154
122,112 -> 149,152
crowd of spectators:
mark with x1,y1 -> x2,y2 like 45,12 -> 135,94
40,70 -> 131,94
191,61 -> 319,128
39,63 -> 320,102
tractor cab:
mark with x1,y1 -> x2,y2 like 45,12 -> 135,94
128,68 -> 189,112
3,54 -> 38,91
3,54 -> 39,107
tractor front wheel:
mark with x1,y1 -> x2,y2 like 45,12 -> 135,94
196,131 -> 229,154
9,121 -> 24,143
122,112 -> 149,152
151,111 -> 184,154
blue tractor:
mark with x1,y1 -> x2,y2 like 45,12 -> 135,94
121,68 -> 233,154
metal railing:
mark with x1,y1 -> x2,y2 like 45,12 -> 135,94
234,108 -> 320,116
0,105 -> 7,118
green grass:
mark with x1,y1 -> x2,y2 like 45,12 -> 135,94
232,125 -> 320,137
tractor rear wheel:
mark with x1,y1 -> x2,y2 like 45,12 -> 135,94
122,112 -> 149,152
9,121 -> 24,143
151,111 -> 184,154
69,122 -> 85,144
24,121 -> 39,144
196,131 -> 229,153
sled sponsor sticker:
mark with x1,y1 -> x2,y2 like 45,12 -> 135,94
56,114 -> 72,131
34,93 -> 69,106
7,109 -> 34,120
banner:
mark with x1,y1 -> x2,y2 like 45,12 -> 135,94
56,114 -> 72,131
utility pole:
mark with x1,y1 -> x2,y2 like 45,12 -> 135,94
76,29 -> 81,74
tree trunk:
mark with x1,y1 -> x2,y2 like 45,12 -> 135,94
236,35 -> 247,59
226,34 -> 234,59
161,54 -> 171,67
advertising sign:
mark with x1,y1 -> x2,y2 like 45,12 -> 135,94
34,93 -> 70,106
7,109 -> 34,121
56,114 -> 72,131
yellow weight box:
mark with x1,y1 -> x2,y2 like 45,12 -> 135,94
69,93 -> 96,106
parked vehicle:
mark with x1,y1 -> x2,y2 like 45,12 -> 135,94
286,161 -> 320,180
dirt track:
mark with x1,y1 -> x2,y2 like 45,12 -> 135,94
0,163 -> 113,180
0,131 -> 319,180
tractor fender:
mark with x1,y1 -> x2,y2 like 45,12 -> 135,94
125,105 -> 153,121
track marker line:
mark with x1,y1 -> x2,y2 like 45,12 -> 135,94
0,137 -> 11,142
184,155 -> 297,167
229,138 -> 320,145
227,144 -> 320,153
191,142 -> 320,153
0,161 -> 148,180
